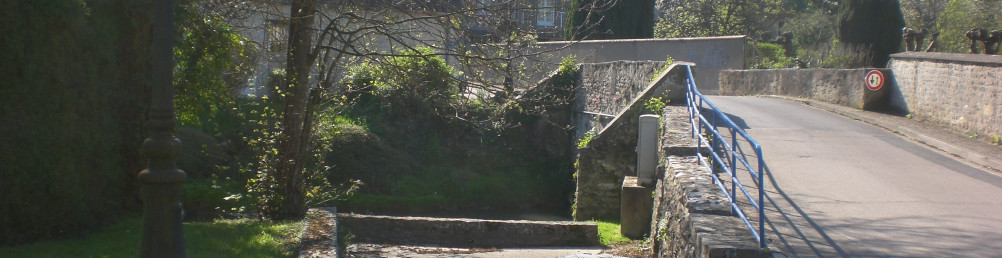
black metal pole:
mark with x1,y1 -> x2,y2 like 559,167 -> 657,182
139,0 -> 186,257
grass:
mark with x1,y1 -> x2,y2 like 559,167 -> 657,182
592,220 -> 631,246
0,217 -> 303,258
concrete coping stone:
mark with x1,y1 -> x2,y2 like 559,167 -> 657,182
890,51 -> 1002,66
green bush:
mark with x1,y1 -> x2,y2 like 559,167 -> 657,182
747,42 -> 795,69
174,0 -> 257,131
368,47 -> 458,115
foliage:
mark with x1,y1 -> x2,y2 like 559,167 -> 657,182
173,0 -> 257,131
369,47 -> 459,115
934,0 -> 1002,53
0,217 -> 302,257
577,131 -> 596,149
644,97 -> 667,114
654,0 -> 789,39
566,0 -> 654,39
548,55 -> 579,104
651,55 -> 675,82
900,0 -> 948,36
837,0 -> 906,67
329,52 -> 577,215
747,42 -> 795,69
591,220 -> 631,246
0,0 -> 151,245
781,4 -> 841,67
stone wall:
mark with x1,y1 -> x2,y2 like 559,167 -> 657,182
572,61 -> 677,141
889,52 -> 1002,144
648,106 -> 762,257
536,36 -> 747,94
338,214 -> 599,248
572,63 -> 687,221
719,68 -> 904,113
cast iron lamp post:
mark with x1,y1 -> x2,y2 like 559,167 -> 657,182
138,0 -> 186,257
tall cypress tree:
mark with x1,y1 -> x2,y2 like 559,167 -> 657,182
838,0 -> 906,67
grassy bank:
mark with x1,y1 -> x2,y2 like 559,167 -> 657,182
593,220 -> 631,246
0,218 -> 302,257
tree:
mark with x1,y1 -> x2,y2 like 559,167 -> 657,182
174,0 -> 257,131
837,0 -> 906,67
567,0 -> 654,39
653,0 -> 789,39
900,0 -> 948,33
252,0 -> 606,220
935,0 -> 1002,53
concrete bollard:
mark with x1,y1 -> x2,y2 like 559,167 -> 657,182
637,114 -> 660,187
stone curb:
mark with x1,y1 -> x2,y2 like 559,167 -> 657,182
299,207 -> 341,258
339,214 -> 600,248
763,95 -> 1002,174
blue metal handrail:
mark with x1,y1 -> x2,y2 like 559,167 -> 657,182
683,65 -> 766,249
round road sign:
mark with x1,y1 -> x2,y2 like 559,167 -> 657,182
865,70 -> 884,91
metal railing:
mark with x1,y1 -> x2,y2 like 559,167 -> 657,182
683,65 -> 766,249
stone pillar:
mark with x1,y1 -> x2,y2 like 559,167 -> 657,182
620,176 -> 653,239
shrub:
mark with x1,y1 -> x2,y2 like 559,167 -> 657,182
747,42 -> 795,69
373,47 -> 458,113
644,97 -> 667,114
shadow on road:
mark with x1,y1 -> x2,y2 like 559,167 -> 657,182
758,163 -> 848,257
698,107 -> 750,130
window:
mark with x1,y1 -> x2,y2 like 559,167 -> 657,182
266,19 -> 287,53
537,0 -> 555,27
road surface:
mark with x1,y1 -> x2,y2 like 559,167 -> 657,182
705,96 -> 1002,257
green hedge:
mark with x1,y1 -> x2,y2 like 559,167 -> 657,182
0,0 -> 151,245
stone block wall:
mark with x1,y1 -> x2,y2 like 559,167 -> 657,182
719,68 -> 902,113
889,52 -> 1002,143
572,63 -> 687,221
648,106 -> 762,258
573,61 -> 672,141
338,214 -> 599,248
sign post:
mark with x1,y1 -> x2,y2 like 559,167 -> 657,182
865,70 -> 884,91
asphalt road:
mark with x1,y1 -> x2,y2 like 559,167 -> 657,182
704,96 -> 1002,257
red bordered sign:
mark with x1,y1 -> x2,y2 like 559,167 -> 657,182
865,70 -> 884,91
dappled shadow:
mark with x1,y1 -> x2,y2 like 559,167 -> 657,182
698,107 -> 750,130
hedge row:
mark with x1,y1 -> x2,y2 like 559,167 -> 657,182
0,0 -> 152,245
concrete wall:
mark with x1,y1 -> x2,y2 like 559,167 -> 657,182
537,36 -> 748,94
889,52 -> 1002,143
719,68 -> 904,113
572,63 -> 687,220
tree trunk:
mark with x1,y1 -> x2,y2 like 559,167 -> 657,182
274,0 -> 317,220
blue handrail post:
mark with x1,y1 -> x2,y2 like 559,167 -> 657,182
758,155 -> 766,249
731,130 -> 738,211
